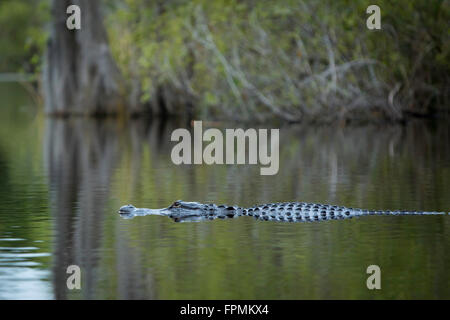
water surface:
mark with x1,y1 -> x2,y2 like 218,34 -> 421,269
0,83 -> 449,299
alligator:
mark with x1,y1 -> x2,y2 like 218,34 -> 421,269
118,200 -> 449,223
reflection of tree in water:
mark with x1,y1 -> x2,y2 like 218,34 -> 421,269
45,119 -> 117,298
44,119 -> 154,299
44,118 -> 450,299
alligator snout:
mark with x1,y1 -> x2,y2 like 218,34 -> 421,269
118,204 -> 136,215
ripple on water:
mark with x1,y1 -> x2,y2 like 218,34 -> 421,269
0,267 -> 52,299
0,247 -> 39,251
0,241 -> 53,299
0,252 -> 51,258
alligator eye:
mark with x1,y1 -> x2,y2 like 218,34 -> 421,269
173,201 -> 181,208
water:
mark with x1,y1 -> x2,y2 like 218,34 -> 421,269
0,83 -> 449,299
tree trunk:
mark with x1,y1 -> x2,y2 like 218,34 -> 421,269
44,0 -> 123,116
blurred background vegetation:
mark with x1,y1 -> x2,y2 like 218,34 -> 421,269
0,0 -> 49,74
0,0 -> 448,122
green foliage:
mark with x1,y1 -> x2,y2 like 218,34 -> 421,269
0,0 -> 447,121
0,0 -> 49,73
105,0 -> 448,121
348,0 -> 449,113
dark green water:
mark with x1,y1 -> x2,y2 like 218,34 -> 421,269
0,83 -> 449,299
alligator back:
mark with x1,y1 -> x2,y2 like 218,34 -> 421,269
242,202 -> 447,223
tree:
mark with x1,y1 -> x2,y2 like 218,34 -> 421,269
43,0 -> 124,115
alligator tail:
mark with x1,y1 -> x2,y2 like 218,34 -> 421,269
361,209 -> 447,216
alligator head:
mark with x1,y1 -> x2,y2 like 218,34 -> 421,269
118,200 -> 241,222
118,200 -> 212,218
